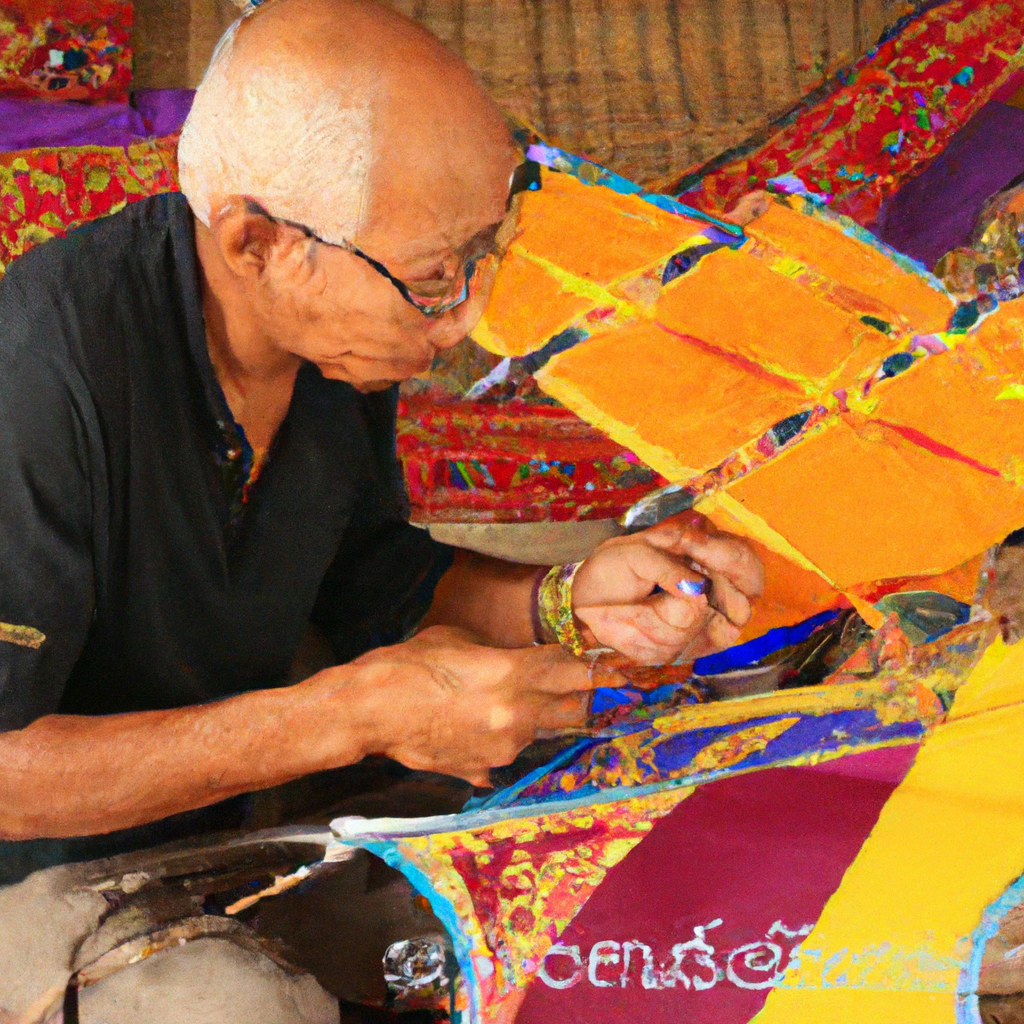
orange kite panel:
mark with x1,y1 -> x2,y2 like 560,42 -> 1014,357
536,322 -> 810,480
870,304 -> 1024,480
728,416 -> 1024,589
704,529 -> 845,640
744,202 -> 954,332
655,247 -> 885,389
514,170 -> 704,284
472,252 -> 594,357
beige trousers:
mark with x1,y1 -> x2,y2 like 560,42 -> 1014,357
0,862 -> 339,1024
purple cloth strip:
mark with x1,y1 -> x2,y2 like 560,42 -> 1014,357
873,101 -> 1024,269
133,88 -> 195,138
0,97 -> 146,151
0,90 -> 195,153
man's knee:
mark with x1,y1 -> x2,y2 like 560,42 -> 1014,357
0,864 -> 109,1017
78,937 -> 339,1024
0,861 -> 340,1024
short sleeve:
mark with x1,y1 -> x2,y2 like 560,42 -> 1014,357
0,274 -> 97,730
310,387 -> 454,663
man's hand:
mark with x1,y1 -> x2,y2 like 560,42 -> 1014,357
341,626 -> 604,787
571,511 -> 765,666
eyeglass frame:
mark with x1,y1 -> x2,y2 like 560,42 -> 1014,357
244,156 -> 542,319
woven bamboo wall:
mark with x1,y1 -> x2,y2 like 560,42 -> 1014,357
134,0 -> 908,183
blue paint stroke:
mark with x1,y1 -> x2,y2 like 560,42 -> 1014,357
693,609 -> 840,675
362,839 -> 476,1024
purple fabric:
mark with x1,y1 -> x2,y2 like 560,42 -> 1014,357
0,90 -> 194,153
873,101 -> 1024,269
0,97 -> 146,151
133,88 -> 195,138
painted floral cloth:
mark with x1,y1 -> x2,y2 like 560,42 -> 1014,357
0,139 -> 179,279
330,613 -> 1024,1023
419,0 -> 1024,527
679,0 -> 1024,227
0,0 -> 133,103
398,393 -> 665,523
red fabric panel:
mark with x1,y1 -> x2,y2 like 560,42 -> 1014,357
517,745 -> 918,1023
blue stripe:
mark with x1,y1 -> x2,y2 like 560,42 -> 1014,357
693,609 -> 840,675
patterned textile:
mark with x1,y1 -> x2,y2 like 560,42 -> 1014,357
0,0 -> 133,103
0,138 -> 179,279
397,394 -> 664,523
680,0 -> 1024,226
331,617 -> 1002,1022
398,0 -> 1024,525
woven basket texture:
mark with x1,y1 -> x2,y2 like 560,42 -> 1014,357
386,0 -> 909,183
133,0 -> 910,183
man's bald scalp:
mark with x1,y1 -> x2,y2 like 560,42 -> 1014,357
178,0 -> 507,246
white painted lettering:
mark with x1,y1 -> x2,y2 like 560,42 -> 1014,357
537,943 -> 584,989
621,940 -> 662,989
588,940 -> 621,987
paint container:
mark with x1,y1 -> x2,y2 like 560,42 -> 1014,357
383,934 -> 454,1011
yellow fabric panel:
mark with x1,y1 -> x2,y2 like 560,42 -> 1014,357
655,247 -> 887,390
753,660 -> 1024,1024
516,170 -> 704,284
947,636 -> 1024,720
744,202 -> 953,332
869,303 -> 1024,481
536,322 -> 810,481
728,416 -> 1024,588
471,252 -> 595,357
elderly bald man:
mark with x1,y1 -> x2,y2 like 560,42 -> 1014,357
0,0 -> 764,877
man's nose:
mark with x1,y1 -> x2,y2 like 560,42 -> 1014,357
430,327 -> 466,351
425,308 -> 474,351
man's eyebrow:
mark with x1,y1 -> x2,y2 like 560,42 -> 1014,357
402,220 -> 507,268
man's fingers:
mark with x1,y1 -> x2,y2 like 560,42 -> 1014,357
596,540 -> 713,613
705,610 -> 742,651
647,526 -> 764,600
646,588 -> 709,632
523,645 -> 602,694
535,690 -> 592,731
703,571 -> 753,629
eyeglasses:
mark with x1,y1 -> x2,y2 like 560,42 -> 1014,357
245,157 -> 542,319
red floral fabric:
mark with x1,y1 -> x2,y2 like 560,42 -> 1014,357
687,0 -> 1024,226
0,0 -> 133,103
0,138 -> 179,278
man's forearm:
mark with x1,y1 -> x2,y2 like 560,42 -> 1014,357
421,549 -> 546,648
0,667 -> 371,841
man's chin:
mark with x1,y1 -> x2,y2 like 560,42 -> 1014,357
353,378 -> 400,393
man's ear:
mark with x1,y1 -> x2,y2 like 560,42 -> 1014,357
207,195 -> 283,281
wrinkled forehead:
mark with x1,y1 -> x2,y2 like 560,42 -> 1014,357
353,100 -> 520,259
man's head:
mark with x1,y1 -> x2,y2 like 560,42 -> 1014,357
178,0 -> 521,389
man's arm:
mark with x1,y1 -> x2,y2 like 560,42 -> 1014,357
420,549 -> 540,647
423,513 -> 766,665
0,671 -> 366,840
0,628 -> 595,839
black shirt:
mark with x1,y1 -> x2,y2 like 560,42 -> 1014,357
0,192 -> 452,731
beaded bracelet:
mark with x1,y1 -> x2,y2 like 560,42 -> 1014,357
534,562 -> 589,656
